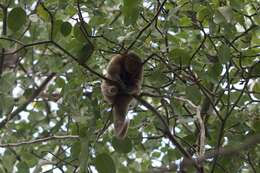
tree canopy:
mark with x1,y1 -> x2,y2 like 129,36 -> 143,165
0,0 -> 259,173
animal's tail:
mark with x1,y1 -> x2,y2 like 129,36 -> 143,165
112,95 -> 133,139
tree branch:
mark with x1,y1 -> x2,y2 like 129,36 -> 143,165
0,135 -> 79,148
127,0 -> 167,50
133,95 -> 202,171
0,5 -> 7,76
153,133 -> 260,171
0,73 -> 56,129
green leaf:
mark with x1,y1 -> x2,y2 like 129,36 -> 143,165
8,7 -> 27,31
45,54 -> 64,72
71,141 -> 81,160
77,42 -> 94,64
21,151 -> 37,167
55,77 -> 66,88
185,85 -> 201,104
153,116 -> 167,131
251,31 -> 260,46
230,0 -> 243,10
151,151 -> 161,158
36,5 -> 49,21
79,137 -> 89,173
253,15 -> 260,25
0,71 -> 16,93
17,161 -> 29,173
167,149 -> 182,160
53,19 -> 63,38
179,16 -> 192,26
90,98 -> 101,119
253,120 -> 260,132
23,89 -> 33,100
218,6 -> 233,23
118,167 -> 129,173
172,99 -> 185,115
148,68 -> 168,85
207,63 -> 222,83
89,12 -> 107,26
64,4 -> 77,16
58,0 -> 68,9
60,21 -> 72,36
170,48 -> 191,65
28,111 -> 45,122
251,62 -> 260,77
0,94 -> 14,116
209,20 -> 218,34
213,10 -> 226,24
252,81 -> 260,99
2,151 -> 16,171
72,123 -> 87,137
112,137 -> 133,153
218,44 -> 231,64
197,7 -> 211,21
122,0 -> 140,25
183,135 -> 196,144
73,22 -> 91,42
94,153 -> 116,173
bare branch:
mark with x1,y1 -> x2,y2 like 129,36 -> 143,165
196,106 -> 205,156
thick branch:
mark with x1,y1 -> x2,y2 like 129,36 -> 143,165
196,133 -> 260,164
196,106 -> 205,156
152,134 -> 260,172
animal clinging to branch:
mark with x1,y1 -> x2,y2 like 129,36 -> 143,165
101,52 -> 144,139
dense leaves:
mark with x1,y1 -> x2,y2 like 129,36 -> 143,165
0,0 -> 259,173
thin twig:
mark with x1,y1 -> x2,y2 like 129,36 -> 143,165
0,135 -> 79,147
133,95 -> 202,171
1,40 -> 53,55
153,133 -> 260,171
40,3 -> 54,40
0,73 -> 56,129
127,0 -> 167,50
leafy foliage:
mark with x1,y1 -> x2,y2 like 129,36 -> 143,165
0,0 -> 259,173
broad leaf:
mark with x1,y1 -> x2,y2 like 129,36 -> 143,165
218,44 -> 231,64
94,153 -> 116,173
112,137 -> 133,153
122,0 -> 141,25
61,21 -> 72,36
8,7 -> 26,31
